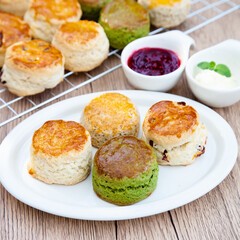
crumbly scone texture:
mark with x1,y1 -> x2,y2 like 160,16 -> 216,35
1,40 -> 64,96
0,0 -> 30,17
138,0 -> 191,28
28,120 -> 92,185
0,12 -> 31,66
52,20 -> 109,72
143,122 -> 207,165
92,136 -> 159,205
81,93 -> 140,148
99,0 -> 150,49
24,0 -> 81,42
142,101 -> 200,149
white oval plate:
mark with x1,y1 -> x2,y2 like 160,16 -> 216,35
0,90 -> 238,221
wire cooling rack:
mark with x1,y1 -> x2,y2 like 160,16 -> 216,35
0,0 -> 239,127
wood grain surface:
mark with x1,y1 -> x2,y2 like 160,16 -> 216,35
0,3 -> 240,240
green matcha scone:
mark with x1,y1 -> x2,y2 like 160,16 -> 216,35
92,136 -> 159,205
79,0 -> 113,21
99,0 -> 150,49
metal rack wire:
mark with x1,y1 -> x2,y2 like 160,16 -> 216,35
0,0 -> 239,127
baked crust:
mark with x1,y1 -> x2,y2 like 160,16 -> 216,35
5,40 -> 63,73
32,120 -> 88,157
94,136 -> 156,178
0,12 -> 30,54
143,101 -> 200,148
54,20 -> 100,49
81,93 -> 140,147
29,0 -> 81,21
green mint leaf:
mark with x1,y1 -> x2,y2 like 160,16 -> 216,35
214,64 -> 231,77
197,62 -> 210,70
209,61 -> 216,70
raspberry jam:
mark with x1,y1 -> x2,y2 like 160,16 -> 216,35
127,47 -> 180,76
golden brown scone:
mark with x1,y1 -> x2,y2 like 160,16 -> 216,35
24,0 -> 82,42
28,120 -> 92,185
138,0 -> 191,28
142,101 -> 207,166
1,39 -> 64,96
0,12 -> 31,67
0,0 -> 30,17
52,20 -> 109,72
81,93 -> 140,148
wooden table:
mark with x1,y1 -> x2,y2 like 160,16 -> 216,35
0,3 -> 239,240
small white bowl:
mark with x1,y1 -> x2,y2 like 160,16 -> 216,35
121,30 -> 195,91
185,39 -> 240,108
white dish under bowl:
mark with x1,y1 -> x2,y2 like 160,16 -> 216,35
185,39 -> 240,108
0,90 -> 238,220
121,30 -> 195,91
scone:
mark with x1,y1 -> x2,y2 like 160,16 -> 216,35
138,0 -> 191,28
99,0 -> 150,49
24,0 -> 82,42
52,20 -> 109,72
79,0 -> 113,21
81,92 -> 140,148
0,12 -> 31,67
0,0 -> 30,17
28,120 -> 92,185
92,136 -> 159,205
142,101 -> 207,166
1,40 -> 64,96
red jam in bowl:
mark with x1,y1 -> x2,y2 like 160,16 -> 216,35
127,47 -> 181,76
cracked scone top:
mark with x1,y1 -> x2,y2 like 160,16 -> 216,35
0,12 -> 30,66
24,0 -> 81,42
92,136 -> 159,205
81,93 -> 140,148
143,101 -> 200,148
1,40 -> 64,96
28,120 -> 92,185
6,40 -> 63,72
142,101 -> 207,166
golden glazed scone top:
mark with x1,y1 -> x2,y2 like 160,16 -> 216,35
143,101 -> 199,145
30,0 -> 81,21
0,12 -> 30,51
144,0 -> 181,9
94,136 -> 155,178
8,40 -> 63,69
58,21 -> 99,45
32,120 -> 89,157
83,93 -> 139,134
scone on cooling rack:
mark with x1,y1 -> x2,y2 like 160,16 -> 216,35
0,12 -> 31,67
28,120 -> 92,185
99,0 -> 150,49
24,0 -> 82,42
1,40 -> 64,96
92,136 -> 159,205
138,0 -> 191,28
52,20 -> 109,72
0,0 -> 30,17
81,92 -> 140,148
142,101 -> 207,166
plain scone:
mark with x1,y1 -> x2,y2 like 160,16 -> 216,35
81,93 -> 140,148
52,20 -> 109,72
28,120 -> 92,185
138,0 -> 191,28
1,40 -> 64,96
0,12 -> 31,67
142,101 -> 207,166
24,0 -> 82,42
0,0 -> 30,17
